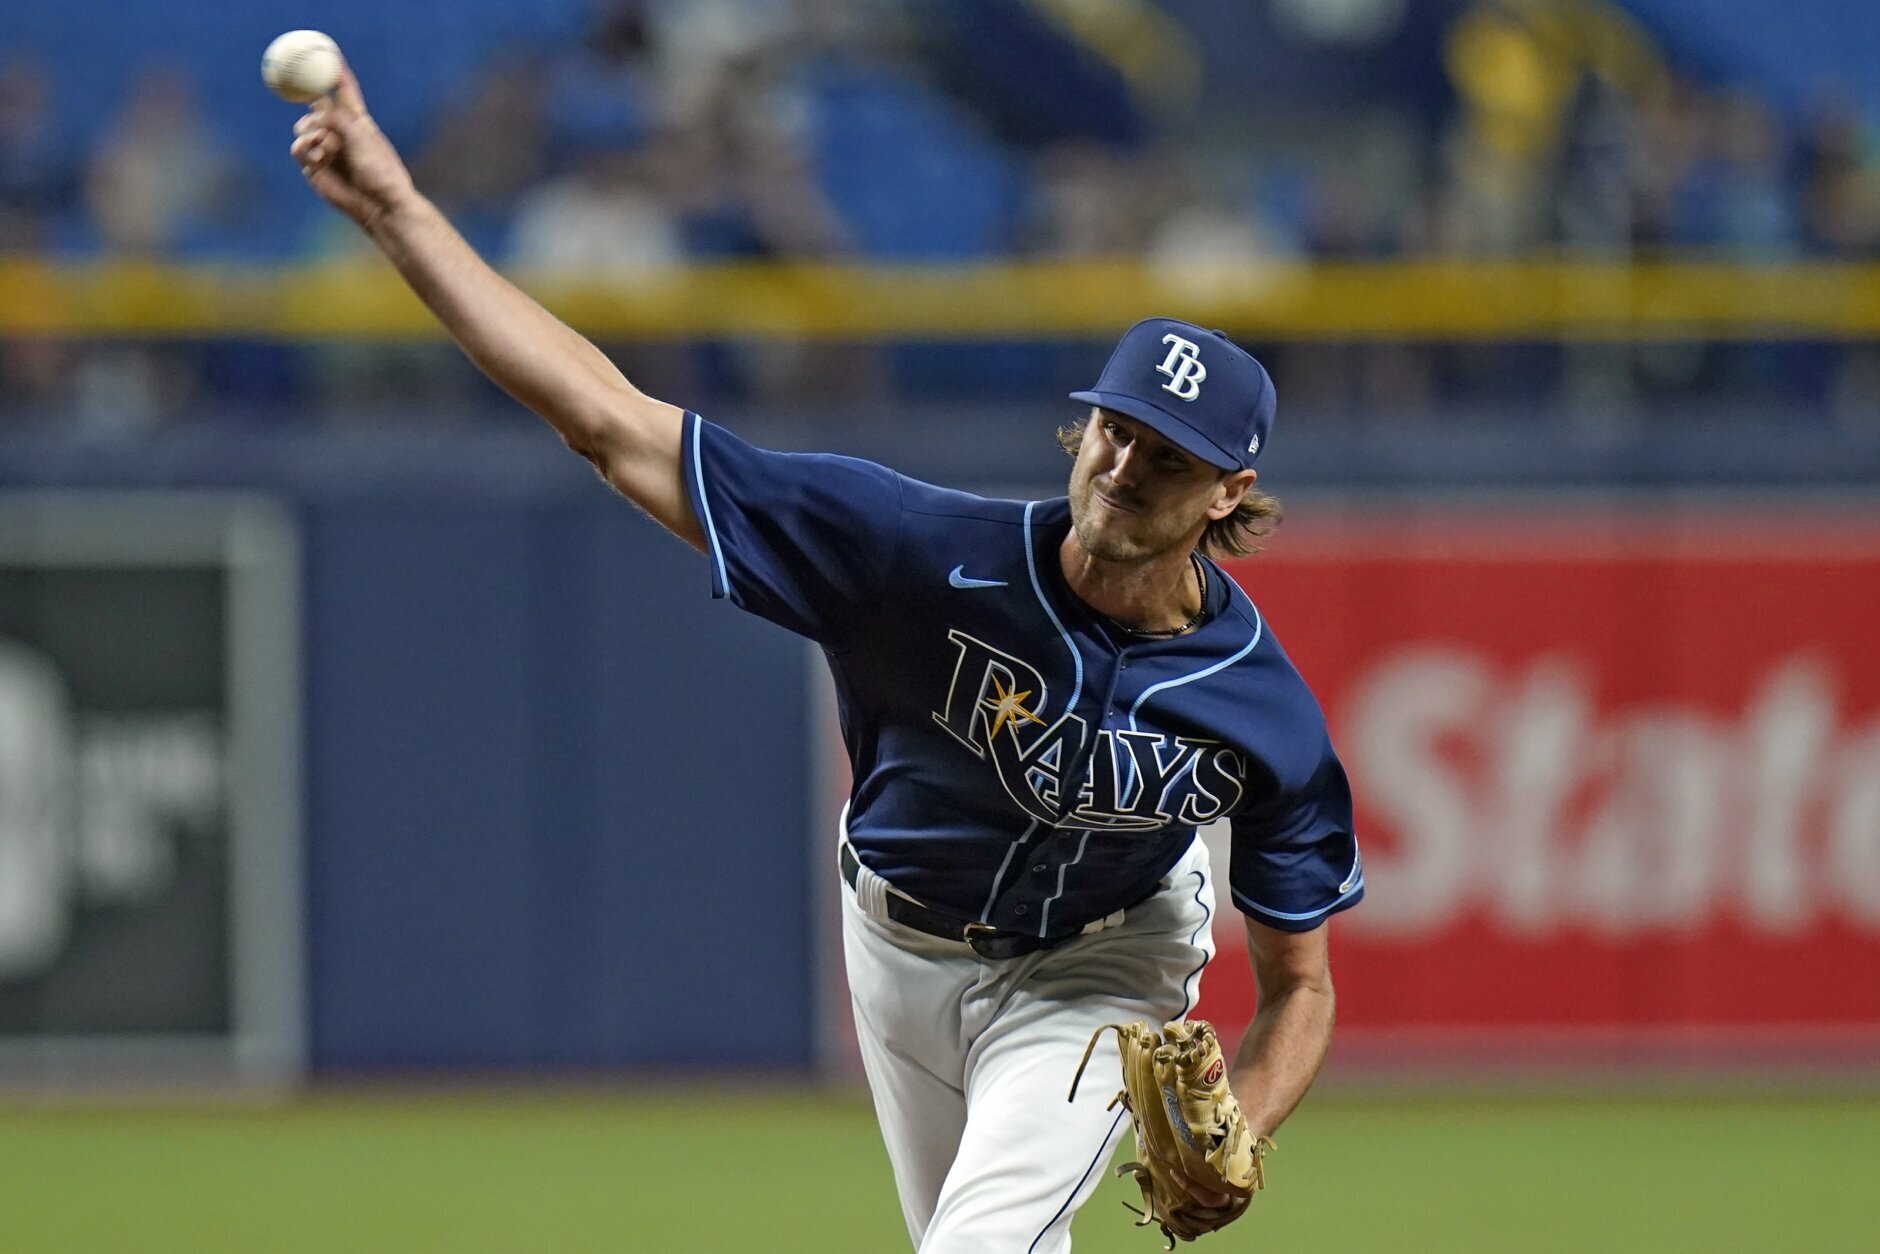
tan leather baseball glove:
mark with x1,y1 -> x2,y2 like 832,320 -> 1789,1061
1070,1019 -> 1275,1248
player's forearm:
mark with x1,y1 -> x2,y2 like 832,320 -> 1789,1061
362,192 -> 701,544
1226,981 -> 1336,1138
365,193 -> 648,456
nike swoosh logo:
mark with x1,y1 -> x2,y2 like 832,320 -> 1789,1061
948,565 -> 1008,589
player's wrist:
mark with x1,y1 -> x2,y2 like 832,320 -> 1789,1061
363,185 -> 433,242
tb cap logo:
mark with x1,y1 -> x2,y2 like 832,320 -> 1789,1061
1156,333 -> 1207,401
1069,318 -> 1273,470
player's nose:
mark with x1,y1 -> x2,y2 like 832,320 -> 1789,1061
1109,441 -> 1146,487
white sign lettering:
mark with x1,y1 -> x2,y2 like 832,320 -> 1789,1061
1338,649 -> 1879,936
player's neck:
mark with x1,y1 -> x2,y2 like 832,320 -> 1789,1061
1058,534 -> 1204,637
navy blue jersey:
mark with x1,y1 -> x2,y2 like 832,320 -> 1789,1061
684,413 -> 1363,936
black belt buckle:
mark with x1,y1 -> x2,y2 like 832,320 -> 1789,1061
847,845 -> 1057,960
963,921 -> 1047,961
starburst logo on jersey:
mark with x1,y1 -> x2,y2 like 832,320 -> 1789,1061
932,630 -> 1243,830
1156,333 -> 1207,401
981,675 -> 1045,738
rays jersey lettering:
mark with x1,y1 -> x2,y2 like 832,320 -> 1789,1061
932,630 -> 1243,831
684,412 -> 1363,932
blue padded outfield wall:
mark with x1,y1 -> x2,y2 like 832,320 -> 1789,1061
301,493 -> 815,1071
1,431 -> 816,1071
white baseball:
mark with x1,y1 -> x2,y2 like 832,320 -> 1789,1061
261,30 -> 343,103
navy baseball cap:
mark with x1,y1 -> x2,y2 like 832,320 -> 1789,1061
1070,317 -> 1275,470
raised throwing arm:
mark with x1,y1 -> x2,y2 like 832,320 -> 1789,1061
290,64 -> 702,549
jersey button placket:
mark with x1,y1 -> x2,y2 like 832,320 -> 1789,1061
1095,658 -> 1126,729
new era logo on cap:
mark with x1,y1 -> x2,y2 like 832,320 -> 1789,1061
1069,318 -> 1275,471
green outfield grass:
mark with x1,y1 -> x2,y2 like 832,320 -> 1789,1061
3,1088 -> 1874,1252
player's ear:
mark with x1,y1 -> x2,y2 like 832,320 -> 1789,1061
1208,469 -> 1256,521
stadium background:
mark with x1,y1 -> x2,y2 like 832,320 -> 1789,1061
2,0 -> 1877,1249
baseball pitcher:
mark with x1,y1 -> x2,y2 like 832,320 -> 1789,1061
290,64 -> 1362,1251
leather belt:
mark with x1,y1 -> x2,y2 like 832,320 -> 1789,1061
841,842 -> 1065,961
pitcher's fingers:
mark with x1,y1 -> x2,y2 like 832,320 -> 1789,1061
291,131 -> 338,168
294,113 -> 319,137
309,131 -> 342,167
334,61 -> 366,113
1168,1168 -> 1233,1209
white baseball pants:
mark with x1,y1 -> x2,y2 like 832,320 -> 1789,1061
840,837 -> 1217,1253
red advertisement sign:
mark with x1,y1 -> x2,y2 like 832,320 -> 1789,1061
1199,509 -> 1880,1061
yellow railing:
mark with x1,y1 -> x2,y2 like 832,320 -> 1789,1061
3,257 -> 1878,340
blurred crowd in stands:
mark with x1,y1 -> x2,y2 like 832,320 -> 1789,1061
4,0 -> 1880,437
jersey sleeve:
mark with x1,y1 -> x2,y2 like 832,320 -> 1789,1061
1227,739 -> 1363,932
682,412 -> 903,646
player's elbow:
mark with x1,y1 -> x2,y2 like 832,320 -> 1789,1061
557,393 -> 702,547
566,422 -> 642,503
558,421 -> 612,477
554,387 -> 641,475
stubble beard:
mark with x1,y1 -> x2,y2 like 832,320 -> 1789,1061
1067,470 -> 1199,564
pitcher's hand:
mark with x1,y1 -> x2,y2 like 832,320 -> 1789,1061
289,64 -> 418,230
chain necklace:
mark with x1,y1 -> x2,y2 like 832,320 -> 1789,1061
1100,553 -> 1209,640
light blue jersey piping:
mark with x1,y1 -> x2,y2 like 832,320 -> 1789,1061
1021,500 -> 1083,712
690,413 -> 729,595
